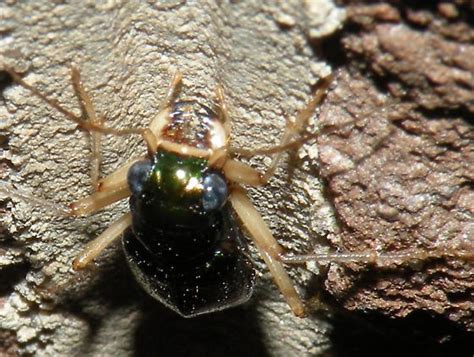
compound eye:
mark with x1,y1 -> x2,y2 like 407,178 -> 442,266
127,160 -> 153,196
202,172 -> 228,211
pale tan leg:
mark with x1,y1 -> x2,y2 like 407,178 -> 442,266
281,246 -> 474,266
222,159 -> 264,186
230,74 -> 333,182
214,84 -> 231,139
230,187 -> 306,317
4,66 -> 149,138
72,212 -> 132,270
71,66 -> 103,191
263,75 -> 333,182
70,182 -> 131,216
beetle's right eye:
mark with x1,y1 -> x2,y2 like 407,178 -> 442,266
127,160 -> 153,196
202,172 -> 228,212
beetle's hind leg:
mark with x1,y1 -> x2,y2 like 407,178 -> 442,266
281,242 -> 474,267
230,186 -> 306,317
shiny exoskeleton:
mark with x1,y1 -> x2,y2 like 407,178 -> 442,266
124,102 -> 255,317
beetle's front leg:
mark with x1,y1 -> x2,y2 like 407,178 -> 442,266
230,73 -> 333,183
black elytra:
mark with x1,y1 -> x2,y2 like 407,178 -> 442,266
124,103 -> 256,317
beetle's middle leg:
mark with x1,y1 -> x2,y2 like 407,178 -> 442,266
72,212 -> 132,270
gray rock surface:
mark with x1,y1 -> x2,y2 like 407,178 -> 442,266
0,1 -> 344,356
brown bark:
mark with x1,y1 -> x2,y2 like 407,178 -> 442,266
313,1 -> 474,352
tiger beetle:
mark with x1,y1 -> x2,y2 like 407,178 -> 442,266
3,65 -> 333,318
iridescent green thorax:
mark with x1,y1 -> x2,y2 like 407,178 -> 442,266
149,150 -> 208,203
143,150 -> 210,224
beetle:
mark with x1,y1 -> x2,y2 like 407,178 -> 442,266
2,65 -> 334,318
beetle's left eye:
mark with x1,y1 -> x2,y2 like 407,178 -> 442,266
202,172 -> 228,211
127,160 -> 153,196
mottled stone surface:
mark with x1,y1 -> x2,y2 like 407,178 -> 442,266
1,1 -> 473,356
0,1 -> 343,356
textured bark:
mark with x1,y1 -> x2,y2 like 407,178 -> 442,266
312,1 -> 474,353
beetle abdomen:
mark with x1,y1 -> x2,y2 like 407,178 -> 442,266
123,206 -> 255,317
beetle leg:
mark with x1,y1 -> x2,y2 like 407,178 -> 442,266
3,66 -> 145,136
264,75 -> 333,182
70,65 -> 103,191
222,159 -> 264,186
72,212 -> 132,270
281,245 -> 474,266
231,74 -> 333,182
230,186 -> 306,317
70,182 -> 131,217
